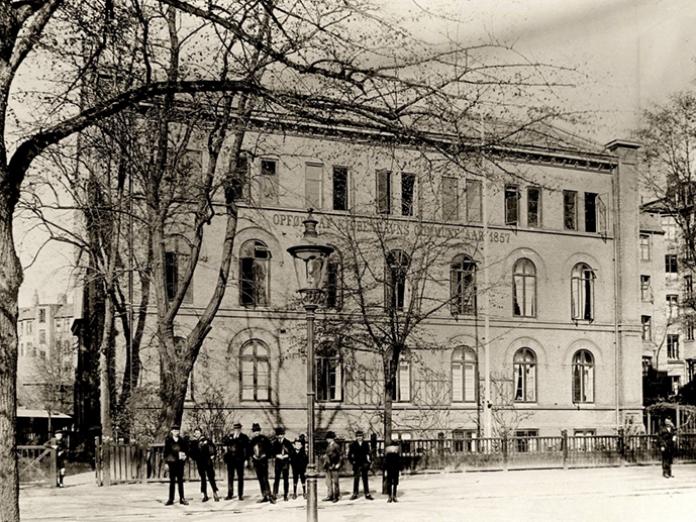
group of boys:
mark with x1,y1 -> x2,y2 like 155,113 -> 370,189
162,423 -> 401,506
162,422 -> 308,506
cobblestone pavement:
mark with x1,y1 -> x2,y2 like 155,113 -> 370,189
19,464 -> 696,521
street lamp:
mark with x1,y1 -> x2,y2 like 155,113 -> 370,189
287,210 -> 334,522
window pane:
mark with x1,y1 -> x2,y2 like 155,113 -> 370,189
452,362 -> 463,402
259,159 -> 278,205
165,252 -> 178,300
464,362 -> 476,402
526,364 -> 536,401
240,257 -> 256,305
402,173 -> 415,216
466,179 -> 482,222
305,163 -> 323,209
399,362 -> 410,401
333,167 -> 348,211
442,177 -> 459,221
257,363 -> 269,400
584,365 -> 594,402
241,359 -> 254,400
525,275 -> 536,316
514,365 -> 524,401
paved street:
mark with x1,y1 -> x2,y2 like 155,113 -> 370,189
19,465 -> 696,522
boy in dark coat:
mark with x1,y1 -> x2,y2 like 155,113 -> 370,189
222,422 -> 249,500
163,425 -> 189,505
290,438 -> 308,499
659,418 -> 677,478
322,431 -> 342,502
271,426 -> 294,501
45,430 -> 67,488
348,430 -> 373,500
189,427 -> 220,502
383,440 -> 401,503
250,423 -> 274,503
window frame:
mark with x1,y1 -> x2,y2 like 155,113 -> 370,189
441,176 -> 459,222
466,179 -> 482,223
665,254 -> 678,274
450,254 -> 477,316
527,186 -> 541,227
563,190 -> 578,231
640,275 -> 652,302
385,249 -> 410,312
451,346 -> 478,403
240,340 -> 271,402
641,315 -> 652,341
572,349 -> 595,404
667,334 -> 680,360
504,184 -> 520,226
640,234 -> 651,261
394,358 -> 412,403
376,170 -> 392,214
512,258 -> 537,318
305,162 -> 324,210
401,172 -> 416,217
571,263 -> 595,321
239,239 -> 271,307
332,166 -> 349,211
584,192 -> 598,233
316,342 -> 343,403
513,347 -> 537,403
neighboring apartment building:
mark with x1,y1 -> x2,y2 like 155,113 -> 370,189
640,203 -> 696,396
115,117 -> 644,440
17,292 -> 76,415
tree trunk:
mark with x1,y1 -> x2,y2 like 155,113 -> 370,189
0,189 -> 23,522
158,346 -> 192,433
99,297 -> 115,440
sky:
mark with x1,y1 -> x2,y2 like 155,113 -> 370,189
14,0 -> 696,307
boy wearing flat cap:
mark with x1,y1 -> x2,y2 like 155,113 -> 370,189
322,431 -> 342,502
250,423 -> 274,503
348,430 -> 373,500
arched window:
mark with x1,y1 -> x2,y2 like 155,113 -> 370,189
450,254 -> 477,315
324,249 -> 342,310
317,342 -> 342,402
239,240 -> 271,307
513,258 -> 536,317
572,350 -> 594,403
385,250 -> 410,312
240,340 -> 270,401
513,348 -> 536,402
452,346 -> 477,403
571,263 -> 595,321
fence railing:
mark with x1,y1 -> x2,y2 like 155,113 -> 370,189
95,432 -> 696,486
18,445 -> 56,486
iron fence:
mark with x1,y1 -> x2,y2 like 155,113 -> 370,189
94,432 -> 696,486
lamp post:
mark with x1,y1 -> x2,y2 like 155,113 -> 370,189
287,210 -> 334,522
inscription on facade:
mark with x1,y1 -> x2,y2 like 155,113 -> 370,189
271,212 -> 511,244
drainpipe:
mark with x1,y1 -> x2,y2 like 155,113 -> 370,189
611,162 -> 622,430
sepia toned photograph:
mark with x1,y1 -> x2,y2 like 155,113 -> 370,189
2,1 -> 696,521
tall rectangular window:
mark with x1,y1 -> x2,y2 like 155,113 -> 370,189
527,187 -> 541,227
667,294 -> 679,316
442,177 -> 459,221
332,166 -> 349,211
667,334 -> 680,360
505,185 -> 520,225
665,254 -> 678,273
584,192 -> 598,233
39,309 -> 46,323
259,158 -> 278,205
376,170 -> 392,214
641,315 -> 652,341
640,234 -> 651,261
39,330 -> 46,345
640,275 -> 651,302
563,190 -> 577,230
686,317 -> 695,341
165,251 -> 193,304
305,163 -> 323,209
395,360 -> 411,402
685,275 -> 694,299
401,173 -> 415,216
466,179 -> 482,222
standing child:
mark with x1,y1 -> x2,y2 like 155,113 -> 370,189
383,440 -> 401,503
290,438 -> 308,499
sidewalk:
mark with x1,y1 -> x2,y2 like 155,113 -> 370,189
19,464 -> 696,521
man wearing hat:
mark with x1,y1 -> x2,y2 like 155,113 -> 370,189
348,430 -> 373,500
222,422 -> 250,500
271,426 -> 294,501
163,425 -> 189,505
321,431 -> 342,502
250,423 -> 274,503
190,427 -> 220,502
